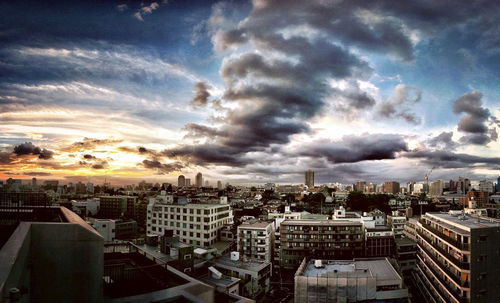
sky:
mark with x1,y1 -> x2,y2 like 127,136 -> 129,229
1,0 -> 500,185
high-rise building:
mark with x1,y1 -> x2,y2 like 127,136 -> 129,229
429,179 -> 443,196
457,177 -> 471,194
217,180 -> 223,190
415,212 -> 500,303
178,175 -> 186,187
31,177 -> 37,187
185,178 -> 191,187
478,180 -> 494,193
406,181 -> 415,194
86,182 -> 94,194
355,181 -> 366,192
195,172 -> 203,187
205,180 -> 209,187
382,181 -> 400,194
304,170 -> 314,187
497,176 -> 500,193
75,181 -> 86,194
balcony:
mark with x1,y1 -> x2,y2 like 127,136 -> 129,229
417,255 -> 467,303
417,229 -> 470,270
418,241 -> 469,288
419,219 -> 470,251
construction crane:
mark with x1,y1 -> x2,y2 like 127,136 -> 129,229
425,166 -> 436,189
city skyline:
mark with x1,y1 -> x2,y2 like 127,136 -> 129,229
2,0 -> 500,185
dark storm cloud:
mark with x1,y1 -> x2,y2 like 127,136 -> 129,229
426,131 -> 457,150
91,162 -> 107,169
453,91 -> 497,145
403,150 -> 500,169
377,85 -> 422,124
190,82 -> 211,107
214,1 -> 417,61
183,123 -> 225,139
13,142 -> 54,159
23,172 -> 52,176
0,152 -> 12,164
298,134 -> 408,164
162,144 -> 250,167
140,159 -> 183,174
174,0 -> 471,166
83,154 -> 96,160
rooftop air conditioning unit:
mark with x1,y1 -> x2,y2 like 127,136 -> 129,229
314,260 -> 324,268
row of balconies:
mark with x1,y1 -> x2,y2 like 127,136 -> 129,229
417,229 -> 470,270
283,229 -> 361,234
417,256 -> 467,303
419,219 -> 470,251
418,241 -> 469,288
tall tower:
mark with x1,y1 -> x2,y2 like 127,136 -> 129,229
178,175 -> 186,187
217,180 -> 222,190
305,170 -> 314,187
195,173 -> 203,187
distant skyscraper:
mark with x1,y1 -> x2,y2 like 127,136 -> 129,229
497,176 -> 500,193
217,180 -> 222,190
195,173 -> 203,187
178,175 -> 186,187
32,177 -> 37,187
205,180 -> 209,187
305,170 -> 314,187
355,181 -> 366,192
429,180 -> 443,196
185,178 -> 191,187
382,181 -> 400,194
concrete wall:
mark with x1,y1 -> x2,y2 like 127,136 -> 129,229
0,223 -> 32,303
30,222 -> 103,303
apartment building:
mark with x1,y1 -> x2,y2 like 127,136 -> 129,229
147,199 -> 233,247
388,212 -> 407,238
365,227 -> 395,257
237,221 -> 275,263
99,195 -> 137,219
280,220 -> 364,270
415,211 -> 500,303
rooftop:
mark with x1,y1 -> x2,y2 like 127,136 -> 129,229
103,250 -> 188,298
215,255 -> 270,272
300,258 -> 402,286
425,212 -> 500,231
238,221 -> 272,229
281,219 -> 362,226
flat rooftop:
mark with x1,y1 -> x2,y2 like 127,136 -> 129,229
238,221 -> 271,228
300,258 -> 402,286
281,219 -> 362,226
215,255 -> 270,272
426,212 -> 500,231
103,251 -> 188,298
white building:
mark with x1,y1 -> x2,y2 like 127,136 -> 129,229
147,196 -> 233,247
237,221 -> 275,263
387,211 -> 407,238
91,219 -> 116,242
267,206 -> 302,221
